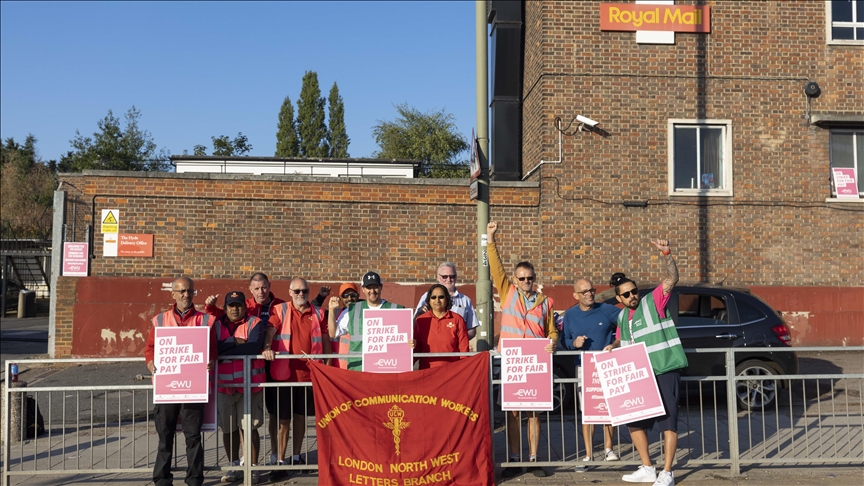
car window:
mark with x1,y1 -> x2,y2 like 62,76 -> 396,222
677,292 -> 730,327
737,299 -> 766,323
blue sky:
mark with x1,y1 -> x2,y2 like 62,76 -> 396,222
1,1 -> 478,162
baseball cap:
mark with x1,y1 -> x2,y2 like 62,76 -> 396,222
362,272 -> 382,287
224,291 -> 246,306
339,282 -> 360,296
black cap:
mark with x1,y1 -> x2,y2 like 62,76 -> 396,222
362,272 -> 382,287
224,291 -> 246,306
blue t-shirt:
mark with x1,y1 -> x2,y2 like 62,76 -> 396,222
562,303 -> 620,366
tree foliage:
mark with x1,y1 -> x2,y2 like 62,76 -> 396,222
275,96 -> 300,157
327,82 -> 350,158
58,106 -> 170,172
296,71 -> 329,158
193,133 -> 253,157
372,104 -> 469,178
1,135 -> 56,239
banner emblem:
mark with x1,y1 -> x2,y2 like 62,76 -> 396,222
383,405 -> 410,455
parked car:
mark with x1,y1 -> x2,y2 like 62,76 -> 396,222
2,279 -> 25,312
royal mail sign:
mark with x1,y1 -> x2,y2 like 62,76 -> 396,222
600,3 -> 710,33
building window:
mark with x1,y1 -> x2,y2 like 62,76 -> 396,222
668,119 -> 733,196
827,0 -> 864,44
831,130 -> 864,195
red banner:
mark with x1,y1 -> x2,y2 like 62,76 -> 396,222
310,352 -> 494,486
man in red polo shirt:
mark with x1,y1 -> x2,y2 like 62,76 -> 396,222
261,277 -> 330,480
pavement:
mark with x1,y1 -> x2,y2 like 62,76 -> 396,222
1,313 -> 862,485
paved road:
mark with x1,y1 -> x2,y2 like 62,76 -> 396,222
0,316 -> 48,380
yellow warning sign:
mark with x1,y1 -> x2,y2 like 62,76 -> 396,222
101,209 -> 119,234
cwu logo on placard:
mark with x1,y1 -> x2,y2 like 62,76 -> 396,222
623,397 -> 645,409
168,380 -> 192,390
375,358 -> 398,368
514,389 -> 538,398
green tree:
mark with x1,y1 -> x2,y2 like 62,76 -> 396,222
209,133 -> 253,156
372,103 -> 469,178
327,82 -> 350,158
1,135 -> 56,239
58,106 -> 170,172
275,95 -> 300,157
192,144 -> 207,156
296,71 -> 329,158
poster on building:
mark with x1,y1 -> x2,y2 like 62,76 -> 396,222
362,308 -> 414,373
153,326 -> 210,403
593,343 -> 665,426
499,338 -> 553,411
100,209 -> 119,233
118,234 -> 154,257
62,242 -> 89,277
103,233 -> 118,257
832,168 -> 860,199
310,352 -> 493,486
581,352 -> 612,424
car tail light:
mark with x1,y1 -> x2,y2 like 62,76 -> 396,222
771,324 -> 792,346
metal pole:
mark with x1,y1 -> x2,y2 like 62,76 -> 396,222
725,349 -> 740,476
48,190 -> 67,359
475,0 -> 492,352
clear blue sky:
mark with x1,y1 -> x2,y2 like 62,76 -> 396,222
1,1 -> 478,162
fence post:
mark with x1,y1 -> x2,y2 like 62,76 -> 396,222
725,349 -> 740,476
243,356 -> 251,486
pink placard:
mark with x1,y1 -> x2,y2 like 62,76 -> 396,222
62,242 -> 89,277
594,343 -> 665,426
361,308 -> 414,373
153,327 -> 211,403
500,338 -> 553,411
833,168 -> 860,198
581,352 -> 612,424
176,371 -> 218,432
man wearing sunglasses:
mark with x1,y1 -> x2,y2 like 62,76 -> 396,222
604,239 -> 686,486
562,278 -> 621,470
261,278 -> 330,479
487,222 -> 558,479
413,262 -> 480,340
328,282 -> 361,368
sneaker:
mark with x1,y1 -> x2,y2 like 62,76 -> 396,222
270,461 -> 289,481
653,470 -> 674,486
573,455 -> 592,471
623,465 -> 657,483
221,460 -> 243,483
267,453 -> 278,465
605,449 -> 619,461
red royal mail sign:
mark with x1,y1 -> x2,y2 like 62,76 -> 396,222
600,3 -> 711,33
118,234 -> 154,257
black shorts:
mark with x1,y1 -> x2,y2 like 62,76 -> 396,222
627,371 -> 680,432
264,383 -> 315,419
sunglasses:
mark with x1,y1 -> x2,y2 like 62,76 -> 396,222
619,289 -> 639,299
438,274 -> 456,280
517,276 -> 536,282
341,292 -> 359,299
290,289 -> 310,295
429,295 -> 447,300
577,288 -> 597,295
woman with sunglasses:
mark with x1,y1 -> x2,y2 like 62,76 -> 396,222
413,283 -> 469,369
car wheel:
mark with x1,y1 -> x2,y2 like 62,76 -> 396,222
552,364 -> 574,413
735,360 -> 779,411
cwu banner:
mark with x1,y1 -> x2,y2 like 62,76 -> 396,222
309,352 -> 494,486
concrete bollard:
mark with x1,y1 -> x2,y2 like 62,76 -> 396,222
8,381 -> 27,443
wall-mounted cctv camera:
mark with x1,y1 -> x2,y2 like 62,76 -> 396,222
576,115 -> 599,127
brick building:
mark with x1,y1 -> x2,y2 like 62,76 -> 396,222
52,1 -> 861,357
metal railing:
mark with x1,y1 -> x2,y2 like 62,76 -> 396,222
3,347 -> 863,485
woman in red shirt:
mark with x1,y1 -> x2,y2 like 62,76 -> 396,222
414,284 -> 470,369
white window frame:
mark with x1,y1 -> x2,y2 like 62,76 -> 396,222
829,129 -> 864,197
826,0 -> 864,45
667,119 -> 733,197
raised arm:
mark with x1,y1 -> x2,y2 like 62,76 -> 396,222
651,238 -> 678,296
327,296 -> 341,339
486,221 -> 511,302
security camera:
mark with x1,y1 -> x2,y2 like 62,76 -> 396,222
576,115 -> 599,127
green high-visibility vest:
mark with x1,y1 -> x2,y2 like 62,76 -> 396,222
618,291 -> 688,375
345,300 -> 404,371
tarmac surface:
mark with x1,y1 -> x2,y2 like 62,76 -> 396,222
2,314 -> 862,485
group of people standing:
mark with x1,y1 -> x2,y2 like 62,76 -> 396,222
142,221 -> 686,486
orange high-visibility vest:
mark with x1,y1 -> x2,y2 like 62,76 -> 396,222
269,303 -> 325,381
497,285 -> 552,350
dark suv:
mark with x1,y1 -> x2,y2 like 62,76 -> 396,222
553,284 -> 798,411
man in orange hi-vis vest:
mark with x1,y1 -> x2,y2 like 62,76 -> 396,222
487,221 -> 558,479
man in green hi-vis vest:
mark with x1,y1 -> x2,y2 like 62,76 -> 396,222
604,238 -> 686,486
328,271 -> 404,370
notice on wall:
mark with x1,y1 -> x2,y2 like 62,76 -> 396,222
362,308 -> 414,373
833,168 -> 860,199
499,338 -> 553,411
581,352 -> 613,424
118,234 -> 154,257
62,242 -> 89,277
153,326 -> 210,403
103,233 -> 118,257
101,209 -> 119,234
594,343 -> 664,426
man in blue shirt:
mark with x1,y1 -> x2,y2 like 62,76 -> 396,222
562,278 -> 621,469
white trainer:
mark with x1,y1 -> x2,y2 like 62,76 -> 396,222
653,470 -> 674,486
623,465 -> 657,483
573,455 -> 592,471
605,449 -> 619,461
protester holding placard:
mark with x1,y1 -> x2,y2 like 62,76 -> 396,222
562,277 -> 620,469
414,283 -> 470,369
487,221 -> 558,479
144,277 -> 215,486
604,239 -> 686,486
